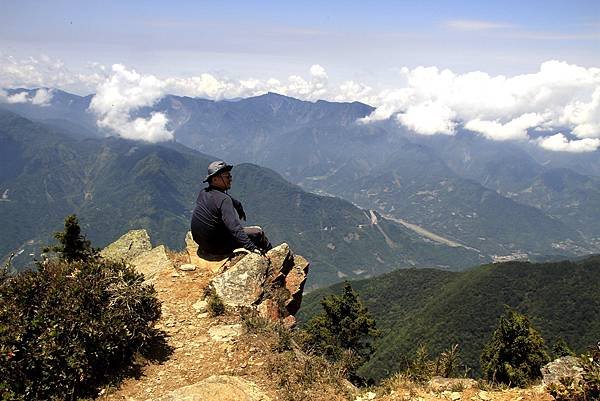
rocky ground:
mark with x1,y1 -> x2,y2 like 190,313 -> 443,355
96,230 -> 556,401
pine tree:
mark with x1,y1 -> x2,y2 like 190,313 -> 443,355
481,307 -> 550,387
48,214 -> 97,262
301,283 -> 379,383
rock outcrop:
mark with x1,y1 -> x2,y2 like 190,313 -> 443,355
102,230 -> 310,327
100,230 -> 173,283
98,229 -> 309,400
211,252 -> 269,307
100,229 -> 152,261
207,242 -> 310,327
542,356 -> 584,388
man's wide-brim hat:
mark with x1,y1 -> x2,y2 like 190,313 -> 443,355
204,160 -> 233,182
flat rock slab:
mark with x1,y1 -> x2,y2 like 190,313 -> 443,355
100,229 -> 152,262
150,375 -> 271,401
208,324 -> 243,342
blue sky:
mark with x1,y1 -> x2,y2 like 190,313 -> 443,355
1,0 -> 598,87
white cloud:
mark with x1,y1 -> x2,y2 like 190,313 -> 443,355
397,101 -> 456,135
89,64 -> 172,142
537,133 -> 600,152
31,88 -> 52,105
6,91 -> 29,104
445,19 -> 513,31
0,88 -> 53,105
163,64 -> 331,102
465,113 -> 545,141
359,60 -> 600,152
0,53 -> 106,93
309,64 -> 328,79
559,87 -> 600,138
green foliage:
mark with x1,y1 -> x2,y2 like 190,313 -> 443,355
46,214 -> 98,262
438,343 -> 462,378
0,257 -> 162,400
480,307 -> 550,387
549,345 -> 600,401
206,289 -> 225,317
300,283 -> 379,384
553,337 -> 575,358
402,344 -> 463,383
299,256 -> 600,381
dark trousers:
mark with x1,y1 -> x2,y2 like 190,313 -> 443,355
244,226 -> 273,252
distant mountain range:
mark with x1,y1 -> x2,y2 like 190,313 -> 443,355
298,255 -> 600,380
0,108 -> 482,288
1,88 -> 599,263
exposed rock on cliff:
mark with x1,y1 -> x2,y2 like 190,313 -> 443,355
542,356 -> 584,388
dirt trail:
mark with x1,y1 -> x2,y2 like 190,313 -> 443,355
100,264 -> 275,401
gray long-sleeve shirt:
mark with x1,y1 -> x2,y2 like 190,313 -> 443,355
190,186 -> 256,255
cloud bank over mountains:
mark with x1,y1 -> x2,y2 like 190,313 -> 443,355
0,53 -> 599,151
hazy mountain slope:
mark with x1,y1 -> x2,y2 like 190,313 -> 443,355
413,132 -> 600,239
1,88 -> 98,137
0,109 -> 482,287
3,88 -> 598,260
299,255 -> 600,380
301,143 -> 589,257
230,164 -> 485,287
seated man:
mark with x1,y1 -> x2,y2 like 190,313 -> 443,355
191,160 -> 272,259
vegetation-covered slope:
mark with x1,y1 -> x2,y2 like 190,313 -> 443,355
299,256 -> 600,380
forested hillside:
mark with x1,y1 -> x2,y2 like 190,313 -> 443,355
299,256 -> 600,380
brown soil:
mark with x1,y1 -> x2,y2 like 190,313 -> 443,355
99,255 -> 278,401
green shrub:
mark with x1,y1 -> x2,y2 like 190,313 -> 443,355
300,283 -> 379,385
207,290 -> 226,317
480,307 -> 549,387
402,343 -> 463,383
553,337 -> 575,359
0,258 -> 161,400
44,214 -> 98,263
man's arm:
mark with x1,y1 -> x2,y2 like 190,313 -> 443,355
220,197 -> 257,251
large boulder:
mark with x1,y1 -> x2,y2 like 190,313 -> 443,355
100,229 -> 152,262
211,252 -> 268,307
151,375 -> 271,401
207,243 -> 309,326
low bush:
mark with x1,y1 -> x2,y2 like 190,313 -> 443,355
0,258 -> 161,400
206,288 -> 226,317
